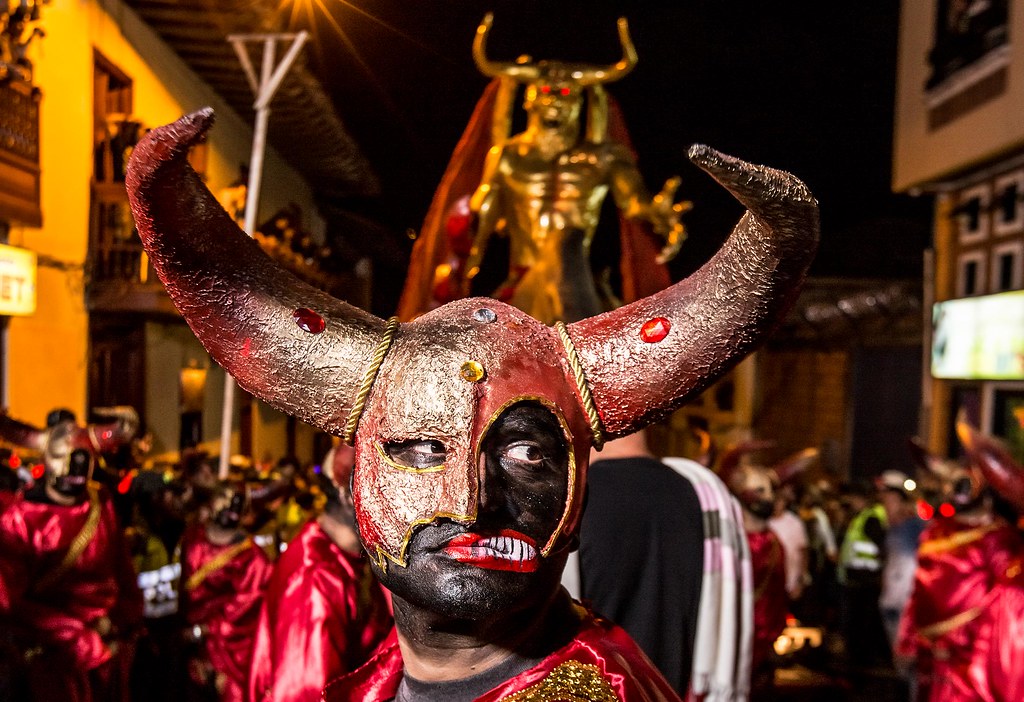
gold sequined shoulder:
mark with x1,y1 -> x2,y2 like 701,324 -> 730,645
501,660 -> 620,701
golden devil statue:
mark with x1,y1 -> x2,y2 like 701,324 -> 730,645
397,14 -> 690,325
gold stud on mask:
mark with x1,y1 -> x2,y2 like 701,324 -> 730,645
460,360 -> 486,383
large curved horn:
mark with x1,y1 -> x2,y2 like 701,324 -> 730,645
956,412 -> 1024,513
88,406 -> 140,449
565,146 -> 818,439
0,412 -> 46,452
770,447 -> 819,486
575,17 -> 638,87
125,109 -> 387,437
906,435 -> 958,479
473,13 -> 539,82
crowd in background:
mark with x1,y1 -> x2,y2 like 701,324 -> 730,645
3,406 -> 1024,702
0,407 -> 393,702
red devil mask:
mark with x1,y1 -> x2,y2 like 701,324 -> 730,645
125,109 -> 818,571
956,413 -> 1024,514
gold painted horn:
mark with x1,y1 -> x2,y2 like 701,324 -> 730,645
573,18 -> 638,86
473,13 -> 540,82
565,145 -> 819,439
125,109 -> 388,438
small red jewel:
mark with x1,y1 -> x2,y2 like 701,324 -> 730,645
639,317 -> 671,343
293,308 -> 326,334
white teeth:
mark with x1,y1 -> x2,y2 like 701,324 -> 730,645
474,536 -> 537,561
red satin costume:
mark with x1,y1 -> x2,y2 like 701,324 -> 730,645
0,484 -> 143,701
323,604 -> 682,702
180,526 -> 273,702
896,515 -> 1024,701
747,528 -> 787,674
248,518 -> 393,702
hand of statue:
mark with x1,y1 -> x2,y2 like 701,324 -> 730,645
92,615 -> 113,638
650,177 -> 692,264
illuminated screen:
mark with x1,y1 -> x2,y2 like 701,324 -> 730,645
932,291 -> 1024,379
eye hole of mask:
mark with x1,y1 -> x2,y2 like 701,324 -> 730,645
384,439 -> 447,469
68,449 -> 92,477
952,476 -> 974,503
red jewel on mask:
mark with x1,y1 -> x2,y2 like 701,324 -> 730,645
639,317 -> 671,343
939,502 -> 956,518
31,463 -> 44,479
293,308 -> 326,334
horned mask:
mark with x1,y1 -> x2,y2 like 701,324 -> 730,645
125,109 -> 818,570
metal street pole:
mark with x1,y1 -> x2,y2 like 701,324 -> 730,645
218,31 -> 309,480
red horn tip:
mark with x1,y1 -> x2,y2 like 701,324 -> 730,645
126,108 -> 215,188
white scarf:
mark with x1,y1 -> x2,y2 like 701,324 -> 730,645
563,457 -> 753,702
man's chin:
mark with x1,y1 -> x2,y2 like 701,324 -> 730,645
383,549 -> 567,625
52,476 -> 88,497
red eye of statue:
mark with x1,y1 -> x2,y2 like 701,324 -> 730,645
540,85 -> 551,94
560,87 -> 571,97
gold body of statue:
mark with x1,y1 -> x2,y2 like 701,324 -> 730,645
464,14 -> 689,325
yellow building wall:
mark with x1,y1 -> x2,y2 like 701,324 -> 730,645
5,0 -> 323,453
894,1 -> 1024,191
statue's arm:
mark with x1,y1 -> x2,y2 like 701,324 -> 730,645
466,144 -> 506,282
608,145 -> 691,264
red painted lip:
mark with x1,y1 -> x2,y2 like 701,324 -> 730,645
444,529 -> 539,572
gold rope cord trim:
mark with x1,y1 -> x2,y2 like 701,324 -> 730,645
185,538 -> 254,592
917,605 -> 985,641
87,426 -> 110,472
502,661 -> 620,702
343,317 -> 400,446
916,582 -> 1002,641
918,522 -> 1000,556
35,484 -> 102,592
554,322 -> 605,449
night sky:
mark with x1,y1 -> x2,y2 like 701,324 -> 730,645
282,1 -> 933,313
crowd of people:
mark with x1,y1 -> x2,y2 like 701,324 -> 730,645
0,408 -> 394,702
710,419 -> 1024,702
5,397 -> 1024,702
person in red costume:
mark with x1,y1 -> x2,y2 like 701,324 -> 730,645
179,481 -> 273,702
717,441 -> 814,699
124,67 -> 818,698
249,442 -> 393,702
895,417 -> 1024,702
0,422 -> 143,702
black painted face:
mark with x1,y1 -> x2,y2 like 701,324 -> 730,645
371,402 -> 570,622
732,466 -> 775,521
52,448 -> 93,497
212,487 -> 245,529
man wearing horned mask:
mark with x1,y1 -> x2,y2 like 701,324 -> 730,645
0,423 -> 143,701
125,102 -> 817,699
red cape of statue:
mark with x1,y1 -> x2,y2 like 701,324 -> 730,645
180,525 -> 273,702
0,484 -> 143,701
249,519 -> 393,702
896,515 -> 1024,702
322,604 -> 682,702
395,79 -> 671,322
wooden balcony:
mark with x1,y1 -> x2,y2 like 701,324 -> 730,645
85,180 -> 371,315
85,180 -> 180,316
